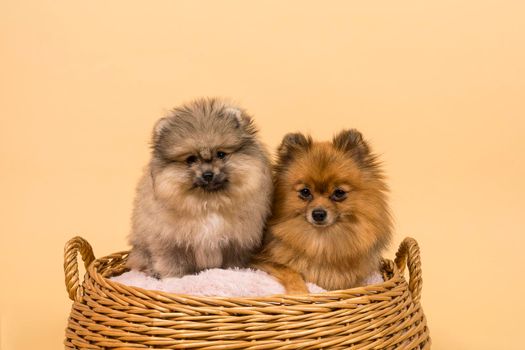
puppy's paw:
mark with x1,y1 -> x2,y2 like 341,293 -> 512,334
284,282 -> 309,295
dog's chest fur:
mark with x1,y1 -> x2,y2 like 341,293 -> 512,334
157,203 -> 258,269
267,240 -> 376,290
191,213 -> 226,269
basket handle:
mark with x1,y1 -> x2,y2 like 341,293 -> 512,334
394,237 -> 423,303
64,236 -> 95,302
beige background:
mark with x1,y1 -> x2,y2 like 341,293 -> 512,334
1,1 -> 524,349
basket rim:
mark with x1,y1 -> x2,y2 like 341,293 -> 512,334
84,249 -> 405,303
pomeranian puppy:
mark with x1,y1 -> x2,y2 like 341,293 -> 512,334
127,98 -> 273,278
254,130 -> 392,293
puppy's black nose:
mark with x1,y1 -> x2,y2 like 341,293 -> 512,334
202,171 -> 214,182
312,209 -> 327,223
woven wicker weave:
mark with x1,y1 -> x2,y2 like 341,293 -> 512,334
64,237 -> 430,349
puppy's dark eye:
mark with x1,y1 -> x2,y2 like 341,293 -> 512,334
186,155 -> 198,165
216,151 -> 227,159
298,188 -> 312,200
331,189 -> 347,201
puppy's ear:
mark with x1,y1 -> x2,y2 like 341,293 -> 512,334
224,107 -> 251,127
152,117 -> 171,143
224,106 -> 257,134
332,129 -> 371,165
224,107 -> 243,124
277,132 -> 312,165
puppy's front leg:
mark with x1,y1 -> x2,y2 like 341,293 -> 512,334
151,243 -> 196,278
253,261 -> 309,294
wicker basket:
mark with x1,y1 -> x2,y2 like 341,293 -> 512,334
63,237 -> 430,349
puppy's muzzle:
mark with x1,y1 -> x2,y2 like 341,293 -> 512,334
195,171 -> 227,191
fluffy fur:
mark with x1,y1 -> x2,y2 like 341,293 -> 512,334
127,98 -> 273,278
254,130 -> 392,293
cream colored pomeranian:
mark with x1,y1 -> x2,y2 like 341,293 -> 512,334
127,98 -> 273,278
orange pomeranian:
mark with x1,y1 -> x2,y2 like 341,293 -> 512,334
253,130 -> 392,293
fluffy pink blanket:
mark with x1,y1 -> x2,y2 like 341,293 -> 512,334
111,268 -> 383,297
